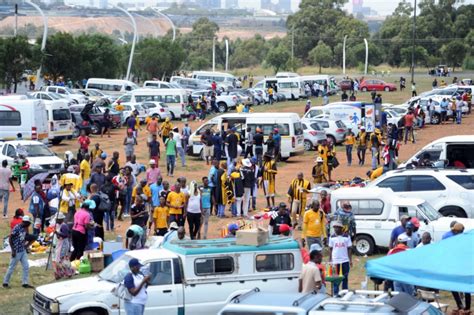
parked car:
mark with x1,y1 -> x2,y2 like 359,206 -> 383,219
114,103 -> 147,124
359,79 -> 397,92
141,101 -> 172,121
170,76 -> 212,90
310,119 -> 348,144
40,86 -> 88,104
219,289 -> 443,315
337,79 -> 353,91
70,111 -> 94,136
302,121 -> 327,151
191,90 -> 238,113
29,91 -> 74,107
330,187 -> 474,255
367,168 -> 474,218
69,104 -> 122,132
0,140 -> 65,177
31,237 -> 302,315
77,89 -> 115,103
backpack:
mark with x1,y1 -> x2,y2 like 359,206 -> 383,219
97,191 -> 112,212
111,279 -> 133,301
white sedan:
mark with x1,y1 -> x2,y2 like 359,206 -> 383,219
141,101 -> 172,121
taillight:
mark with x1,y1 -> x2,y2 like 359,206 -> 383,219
309,131 -> 317,136
336,128 -> 345,133
32,127 -> 37,140
50,122 -> 54,131
160,108 -> 164,112
292,136 -> 295,148
181,103 -> 184,110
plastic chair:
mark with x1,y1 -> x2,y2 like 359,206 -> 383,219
417,289 -> 449,313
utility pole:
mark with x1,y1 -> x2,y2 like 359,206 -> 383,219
342,35 -> 347,75
25,0 -> 48,89
225,39 -> 229,72
14,4 -> 18,37
212,37 -> 216,72
411,0 -> 417,84
364,38 -> 368,75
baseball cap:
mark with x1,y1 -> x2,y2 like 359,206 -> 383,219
278,202 -> 287,209
332,221 -> 343,228
242,159 -> 251,167
228,223 -> 239,232
405,221 -> 414,229
397,234 -> 409,243
278,224 -> 291,234
400,215 -> 410,221
316,157 -> 323,163
149,159 -> 156,165
82,199 -> 96,210
22,215 -> 32,223
310,243 -> 323,253
410,217 -> 420,228
250,157 -> 257,164
100,152 -> 107,159
128,258 -> 143,268
57,212 -> 66,220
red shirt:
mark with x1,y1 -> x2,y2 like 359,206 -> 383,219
404,114 -> 415,127
388,244 -> 408,255
10,218 -> 22,231
78,135 -> 90,150
211,82 -> 217,91
320,197 -> 331,214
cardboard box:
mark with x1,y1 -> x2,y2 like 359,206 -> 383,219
85,250 -> 104,272
236,228 -> 269,246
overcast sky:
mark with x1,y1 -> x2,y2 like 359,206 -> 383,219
344,0 -> 403,16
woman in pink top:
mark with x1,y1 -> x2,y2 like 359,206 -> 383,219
70,200 -> 95,261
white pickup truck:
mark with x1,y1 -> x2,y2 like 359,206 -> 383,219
191,90 -> 238,113
329,187 -> 474,256
31,237 -> 302,315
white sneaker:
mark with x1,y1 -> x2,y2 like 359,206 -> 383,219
123,214 -> 130,218
2,215 -> 7,219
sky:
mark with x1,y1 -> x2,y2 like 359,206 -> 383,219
344,0 -> 403,16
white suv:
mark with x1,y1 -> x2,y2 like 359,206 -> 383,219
41,86 -> 88,104
367,168 -> 474,218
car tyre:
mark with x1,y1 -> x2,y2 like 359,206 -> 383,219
327,135 -> 336,145
303,140 -> 313,151
384,87 -> 390,92
91,123 -> 100,135
170,112 -> 176,120
218,102 -> 227,113
440,206 -> 466,218
72,128 -> 80,138
431,113 -> 441,125
51,139 -> 62,145
354,235 -> 375,256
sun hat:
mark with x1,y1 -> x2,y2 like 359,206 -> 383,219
22,215 -> 32,223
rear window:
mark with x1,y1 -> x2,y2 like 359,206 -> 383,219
293,122 -> 303,135
195,257 -> 234,276
0,111 -> 21,126
309,123 -> 322,131
256,253 -> 294,272
447,175 -> 474,190
52,109 -> 71,120
247,124 -> 290,136
335,120 -> 346,128
336,199 -> 384,215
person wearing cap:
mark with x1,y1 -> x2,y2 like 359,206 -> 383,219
397,221 -> 419,248
162,221 -> 179,243
90,143 -> 103,164
328,221 -> 352,295
53,212 -> 74,280
10,209 -> 24,231
332,201 -> 356,240
70,200 -> 95,261
343,128 -> 355,166
287,172 -> 311,229
389,215 -> 410,249
312,157 -> 327,184
123,258 -> 150,315
146,159 -> 161,186
269,203 -> 292,235
253,127 -> 264,166
262,153 -> 278,208
229,163 -> 244,218
29,184 -> 45,235
59,178 -> 81,225
299,244 -> 323,294
356,126 -> 368,166
273,128 -> 281,162
224,223 -> 239,238
3,215 -> 34,288
303,200 -> 327,250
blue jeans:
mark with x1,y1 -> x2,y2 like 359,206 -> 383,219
177,147 -> 186,167
124,186 -> 133,215
371,147 -> 378,170
3,251 -> 29,285
0,189 -> 9,216
332,261 -> 350,296
124,301 -> 145,315
217,204 -> 225,217
456,110 -> 462,124
166,155 -> 176,175
345,145 -> 352,165
104,209 -> 115,231
394,281 -> 415,296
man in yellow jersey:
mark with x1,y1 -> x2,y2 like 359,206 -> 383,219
302,200 -> 327,249
262,153 -> 277,208
160,117 -> 173,143
287,172 -> 311,229
344,128 -> 355,166
356,126 -> 368,166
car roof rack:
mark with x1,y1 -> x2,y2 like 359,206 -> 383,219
292,291 -> 318,306
231,287 -> 260,304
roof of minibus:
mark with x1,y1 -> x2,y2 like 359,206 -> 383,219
87,78 -> 135,84
216,112 -> 300,119
192,71 -> 234,77
131,88 -> 187,94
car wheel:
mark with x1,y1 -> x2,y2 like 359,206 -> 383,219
431,113 -> 441,125
440,206 -> 466,218
280,157 -> 289,162
384,87 -> 390,92
91,123 -> 100,135
303,140 -> 313,151
327,135 -> 336,145
362,87 -> 368,92
170,112 -> 176,120
218,102 -> 227,113
354,235 -> 375,256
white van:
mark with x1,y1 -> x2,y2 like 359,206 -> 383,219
191,71 -> 237,91
277,77 -> 304,100
398,135 -> 474,169
300,75 -> 338,95
114,88 -> 188,119
86,78 -> 138,96
0,99 -> 49,143
45,101 -> 74,145
188,113 -> 304,161
143,80 -> 182,89
276,71 -> 299,78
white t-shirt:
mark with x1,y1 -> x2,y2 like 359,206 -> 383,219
124,273 -> 147,305
187,194 -> 201,214
329,234 -> 352,264
125,162 -> 140,176
0,167 -> 12,191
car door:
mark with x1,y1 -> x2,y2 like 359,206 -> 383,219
144,259 -> 180,314
2,144 -> 17,166
375,175 -> 407,192
405,175 -> 447,211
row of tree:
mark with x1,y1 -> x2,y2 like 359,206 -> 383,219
0,0 -> 472,91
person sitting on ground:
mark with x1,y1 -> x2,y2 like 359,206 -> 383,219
224,223 -> 239,238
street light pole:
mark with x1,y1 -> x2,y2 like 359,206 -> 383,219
342,35 -> 347,75
113,5 -> 137,81
212,37 -> 216,72
25,0 -> 48,89
411,0 -> 417,84
152,8 -> 176,41
364,38 -> 368,75
225,39 -> 229,71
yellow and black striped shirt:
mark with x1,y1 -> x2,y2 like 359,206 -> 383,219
287,178 -> 311,201
263,160 -> 277,182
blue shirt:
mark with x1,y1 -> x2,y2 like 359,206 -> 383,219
208,166 -> 217,188
442,230 -> 454,239
399,232 -> 419,248
390,225 -> 405,244
150,183 -> 163,207
201,187 -> 212,209
11,224 -> 26,253
273,133 -> 281,147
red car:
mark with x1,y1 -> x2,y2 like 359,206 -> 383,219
359,79 -> 397,92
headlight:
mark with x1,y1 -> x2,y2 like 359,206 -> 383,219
29,164 -> 42,170
50,301 -> 59,313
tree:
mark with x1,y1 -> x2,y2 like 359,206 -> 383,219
309,41 -> 332,73
440,40 -> 467,70
265,45 -> 291,73
42,32 -> 80,81
0,36 -> 36,92
400,46 -> 429,68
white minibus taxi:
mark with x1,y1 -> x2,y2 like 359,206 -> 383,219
188,113 -> 304,161
86,78 -> 138,96
114,88 -> 188,119
191,71 -> 237,91
254,77 -> 303,99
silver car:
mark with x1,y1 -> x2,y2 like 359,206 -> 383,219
302,121 -> 327,151
312,118 -> 348,144
141,101 -> 172,121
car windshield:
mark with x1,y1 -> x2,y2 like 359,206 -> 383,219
418,202 -> 441,221
98,254 -> 132,283
87,90 -> 101,96
19,144 -> 55,157
63,87 -> 74,94
335,120 -> 346,128
48,93 -> 62,100
310,123 -> 322,130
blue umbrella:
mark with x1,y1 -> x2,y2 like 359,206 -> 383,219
22,172 -> 49,201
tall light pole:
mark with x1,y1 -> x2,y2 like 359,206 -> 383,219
342,35 -> 347,75
152,8 -> 176,41
113,5 -> 137,81
364,38 -> 369,75
411,0 -> 417,84
212,37 -> 216,72
134,13 -> 159,38
225,39 -> 229,71
25,0 -> 48,89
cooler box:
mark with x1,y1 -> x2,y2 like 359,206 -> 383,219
236,228 -> 269,246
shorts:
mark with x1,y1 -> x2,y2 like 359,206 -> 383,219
203,145 -> 214,158
155,228 -> 168,236
263,180 -> 275,197
291,200 -> 302,215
